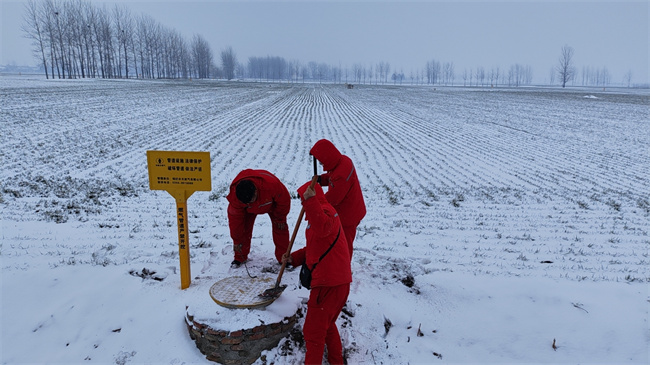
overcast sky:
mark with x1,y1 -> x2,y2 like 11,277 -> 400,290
2,0 -> 648,84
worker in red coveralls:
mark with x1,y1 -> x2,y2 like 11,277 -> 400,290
310,139 -> 366,259
226,169 -> 291,266
282,181 -> 351,365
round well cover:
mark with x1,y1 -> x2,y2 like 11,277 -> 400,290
209,276 -> 278,309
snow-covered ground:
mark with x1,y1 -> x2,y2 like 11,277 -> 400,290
1,75 -> 649,364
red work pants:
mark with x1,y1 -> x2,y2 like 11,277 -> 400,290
233,212 -> 289,264
303,283 -> 350,365
341,223 -> 358,260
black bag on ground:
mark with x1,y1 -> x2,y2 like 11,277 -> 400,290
299,229 -> 340,290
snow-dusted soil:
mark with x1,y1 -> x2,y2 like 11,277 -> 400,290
1,76 -> 648,364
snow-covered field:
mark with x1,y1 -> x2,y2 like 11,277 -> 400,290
1,75 -> 649,364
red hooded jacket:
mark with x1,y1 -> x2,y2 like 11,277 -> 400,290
290,181 -> 352,288
310,139 -> 366,228
226,169 -> 291,246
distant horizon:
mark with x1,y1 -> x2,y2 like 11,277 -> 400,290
2,66 -> 649,89
1,47 -> 646,86
2,1 -> 647,85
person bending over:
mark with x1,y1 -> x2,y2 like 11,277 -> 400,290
226,169 -> 290,266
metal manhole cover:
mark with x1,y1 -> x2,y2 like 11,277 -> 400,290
209,276 -> 277,309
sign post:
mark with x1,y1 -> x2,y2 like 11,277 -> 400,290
146,150 -> 211,289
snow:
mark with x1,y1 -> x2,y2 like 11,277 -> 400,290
1,75 -> 649,364
189,277 -> 304,332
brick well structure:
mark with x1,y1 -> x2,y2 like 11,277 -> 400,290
185,307 -> 299,365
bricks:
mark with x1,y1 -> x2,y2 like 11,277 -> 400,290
221,337 -> 242,345
248,332 -> 266,341
186,309 -> 299,365
229,330 -> 244,337
206,328 -> 227,337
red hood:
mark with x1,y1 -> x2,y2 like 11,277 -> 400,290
297,180 -> 328,207
310,139 -> 342,171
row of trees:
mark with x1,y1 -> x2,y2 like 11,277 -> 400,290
552,44 -> 637,87
21,0 -> 230,80
21,1 -> 630,87
345,61 -> 533,87
550,64 -> 623,88
245,58 -> 403,85
240,57 -> 535,87
459,64 -> 533,87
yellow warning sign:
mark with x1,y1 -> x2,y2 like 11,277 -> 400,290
146,150 -> 211,290
147,150 -> 211,192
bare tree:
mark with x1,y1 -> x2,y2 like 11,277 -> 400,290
623,70 -> 632,87
385,63 -> 391,84
595,67 -> 608,86
507,64 -> 522,86
221,46 -> 236,80
316,62 -> 328,83
271,57 -> 288,81
164,28 -> 189,78
248,56 -> 263,81
22,0 -> 49,78
444,62 -> 455,85
426,60 -> 440,85
137,14 -> 155,78
287,59 -> 297,82
288,59 -> 301,82
581,65 -> 588,86
377,61 -> 390,84
41,0 -> 61,78
477,67 -> 485,86
391,69 -> 404,84
300,64 -> 309,82
51,1 -> 69,78
236,61 -> 246,80
113,4 -> 134,78
556,44 -> 575,88
93,6 -> 113,78
524,65 -> 533,85
191,34 -> 212,78
308,61 -> 318,82
352,63 -> 363,83
83,3 -> 99,77
246,56 -> 289,81
64,1 -> 85,78
21,0 -> 203,80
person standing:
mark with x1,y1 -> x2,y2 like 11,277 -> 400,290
310,139 -> 366,259
226,169 -> 291,266
283,181 -> 351,365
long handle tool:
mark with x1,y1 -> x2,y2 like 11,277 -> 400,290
260,157 -> 318,298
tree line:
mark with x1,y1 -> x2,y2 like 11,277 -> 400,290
21,0 -> 225,80
238,58 -> 535,87
21,0 -> 632,87
16,0 -> 536,86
